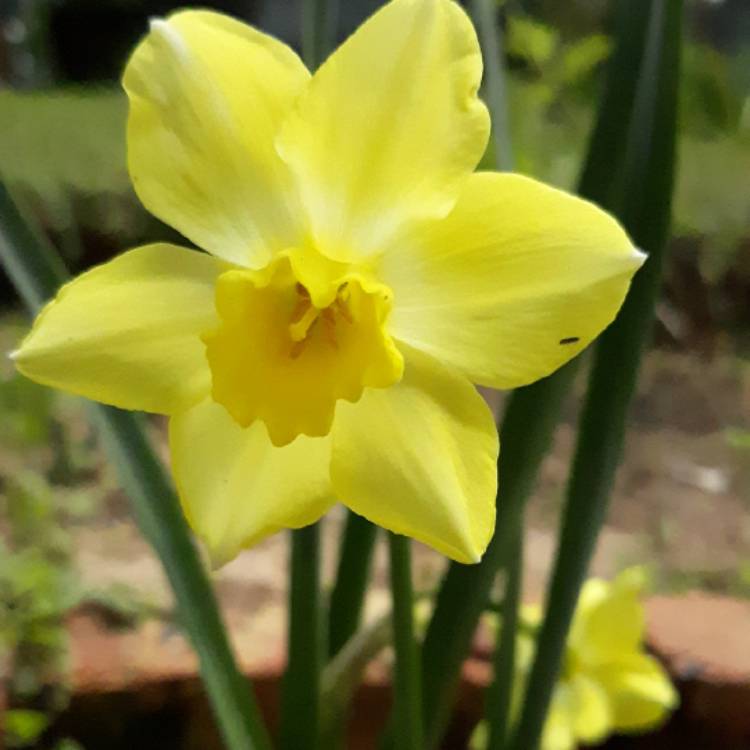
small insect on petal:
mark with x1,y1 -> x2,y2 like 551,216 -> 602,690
559,337 -> 580,345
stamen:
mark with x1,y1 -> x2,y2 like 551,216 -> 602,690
335,297 -> 354,324
289,338 -> 307,359
289,297 -> 311,325
296,282 -> 310,298
322,308 -> 338,349
289,304 -> 319,342
286,280 -> 356,359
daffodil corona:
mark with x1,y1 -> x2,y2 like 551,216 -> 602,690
12,0 -> 644,566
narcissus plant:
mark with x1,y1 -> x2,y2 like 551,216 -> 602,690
12,0 -> 644,566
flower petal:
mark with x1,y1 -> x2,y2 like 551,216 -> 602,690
123,10 -> 310,267
570,673 -> 612,743
572,568 -> 647,663
330,344 -> 498,563
381,172 -> 644,389
276,0 -> 489,263
169,398 -> 334,567
13,244 -> 221,414
592,654 -> 678,732
541,684 -> 577,750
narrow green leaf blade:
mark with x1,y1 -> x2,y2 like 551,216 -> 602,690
509,3 -> 684,749
280,523 -> 323,750
388,533 -> 424,750
328,512 -> 378,658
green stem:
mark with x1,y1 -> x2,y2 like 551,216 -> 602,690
388,534 -> 423,750
508,3 -> 683,749
471,0 -> 514,171
328,513 -> 378,658
0,184 -> 271,750
484,515 -> 524,750
321,608 -> 394,747
0,189 -> 68,310
302,0 -> 338,70
280,524 -> 322,750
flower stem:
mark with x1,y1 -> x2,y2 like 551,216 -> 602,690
388,533 -> 424,750
471,0 -> 513,171
508,3 -> 684,749
328,512 -> 378,657
302,0 -> 338,70
484,515 -> 524,750
0,184 -> 271,750
280,524 -> 322,750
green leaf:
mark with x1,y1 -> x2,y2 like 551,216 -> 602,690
328,512 -> 378,658
280,524 -> 323,750
509,2 -> 684,749
387,534 -> 424,750
321,609 -> 392,742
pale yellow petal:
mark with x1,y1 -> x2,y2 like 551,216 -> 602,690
381,172 -> 644,389
277,0 -> 489,263
169,398 -> 334,566
124,10 -> 310,267
571,568 -> 647,663
592,654 -> 678,732
13,244 -> 221,414
330,345 -> 498,563
541,684 -> 576,750
570,673 -> 612,743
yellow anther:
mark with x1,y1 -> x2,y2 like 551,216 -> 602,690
335,296 -> 354,324
322,308 -> 338,349
289,303 -> 319,342
286,280 -> 358,358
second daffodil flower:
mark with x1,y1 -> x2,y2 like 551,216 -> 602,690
532,570 -> 678,750
472,569 -> 678,750
12,0 -> 644,566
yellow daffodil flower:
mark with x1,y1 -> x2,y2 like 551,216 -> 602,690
12,0 -> 644,566
474,569 -> 678,750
